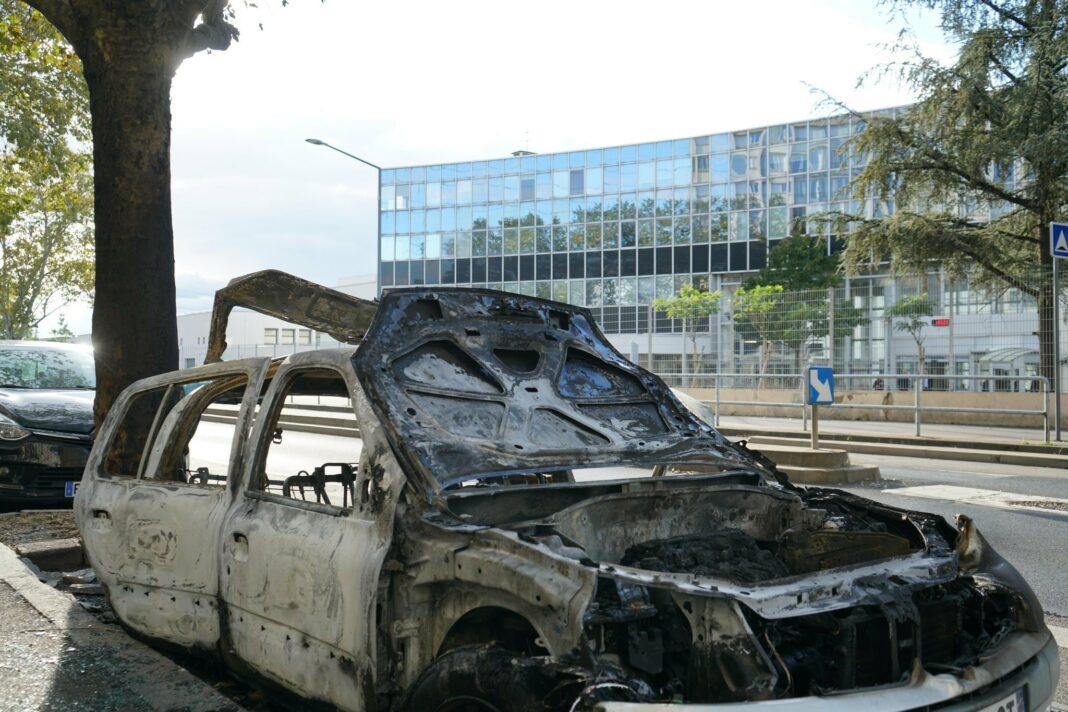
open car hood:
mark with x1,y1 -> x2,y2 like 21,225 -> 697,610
353,288 -> 763,491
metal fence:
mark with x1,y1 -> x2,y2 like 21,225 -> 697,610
666,371 -> 1051,440
637,269 -> 1060,393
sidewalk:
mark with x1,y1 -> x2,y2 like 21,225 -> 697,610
0,543 -> 243,712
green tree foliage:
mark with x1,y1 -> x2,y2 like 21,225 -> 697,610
652,284 -> 722,377
738,236 -> 866,373
743,234 -> 841,291
732,289 -> 868,376
0,1 -> 88,163
731,285 -> 783,380
831,0 -> 1068,381
0,1 -> 93,339
887,293 -> 937,377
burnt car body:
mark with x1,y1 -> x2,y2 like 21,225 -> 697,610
0,341 -> 95,504
76,271 -> 1058,711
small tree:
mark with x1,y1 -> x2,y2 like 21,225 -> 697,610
652,283 -> 722,382
888,293 -> 936,380
731,285 -> 784,384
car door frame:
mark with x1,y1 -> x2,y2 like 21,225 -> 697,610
76,357 -> 271,651
219,349 -> 401,711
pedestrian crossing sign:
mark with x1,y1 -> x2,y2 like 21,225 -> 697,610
1052,223 -> 1068,259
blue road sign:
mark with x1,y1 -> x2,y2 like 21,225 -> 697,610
1051,223 -> 1068,259
807,367 -> 834,405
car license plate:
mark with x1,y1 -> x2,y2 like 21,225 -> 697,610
977,686 -> 1026,712
64,481 -> 79,497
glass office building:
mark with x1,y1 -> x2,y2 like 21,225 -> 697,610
377,111 -> 887,339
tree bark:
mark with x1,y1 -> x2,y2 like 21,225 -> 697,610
83,47 -> 178,426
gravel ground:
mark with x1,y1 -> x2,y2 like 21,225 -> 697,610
0,511 -> 78,550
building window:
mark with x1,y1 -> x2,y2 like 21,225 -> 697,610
184,358 -> 195,369
570,169 -> 584,196
298,329 -> 312,346
264,328 -> 278,345
281,329 -> 295,346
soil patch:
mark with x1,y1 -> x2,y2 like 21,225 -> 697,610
0,511 -> 78,549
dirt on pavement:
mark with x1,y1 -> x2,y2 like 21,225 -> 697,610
0,511 -> 78,550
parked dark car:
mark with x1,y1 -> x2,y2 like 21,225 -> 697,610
0,341 -> 95,505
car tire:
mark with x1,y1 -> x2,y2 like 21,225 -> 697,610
399,645 -> 548,712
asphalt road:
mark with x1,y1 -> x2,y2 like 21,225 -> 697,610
840,452 -> 1068,708
841,453 -> 1068,616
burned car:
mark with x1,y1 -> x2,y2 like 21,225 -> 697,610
0,341 -> 95,504
76,271 -> 1058,711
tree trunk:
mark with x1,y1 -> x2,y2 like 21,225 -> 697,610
84,50 -> 178,426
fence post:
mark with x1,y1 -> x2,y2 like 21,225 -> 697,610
828,286 -> 835,370
1044,377 -> 1051,443
647,304 -> 654,371
914,376 -> 922,437
715,373 -> 721,426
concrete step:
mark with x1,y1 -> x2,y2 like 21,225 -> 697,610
745,443 -> 850,468
745,435 -> 1068,470
776,463 -> 882,485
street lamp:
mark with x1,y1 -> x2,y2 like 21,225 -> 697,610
305,138 -> 382,295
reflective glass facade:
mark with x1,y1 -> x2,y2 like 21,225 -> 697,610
378,110 -> 892,334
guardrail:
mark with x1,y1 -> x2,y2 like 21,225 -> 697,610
657,372 -> 1052,441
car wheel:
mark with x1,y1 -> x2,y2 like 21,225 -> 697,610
400,645 -> 547,712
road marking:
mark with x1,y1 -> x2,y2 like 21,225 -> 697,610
1050,625 -> 1068,649
883,485 -> 1068,516
876,466 -> 1014,479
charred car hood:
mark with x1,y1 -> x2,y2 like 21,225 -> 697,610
0,388 -> 94,434
353,288 -> 761,490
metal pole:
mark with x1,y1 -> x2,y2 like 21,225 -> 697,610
801,376 -> 808,431
304,138 -> 383,295
647,304 -> 654,371
715,374 -> 721,426
947,279 -> 956,392
1044,377 -> 1051,443
1055,257 -> 1062,441
914,375 -> 922,437
811,403 -> 819,449
681,316 -> 688,386
376,168 -> 382,296
828,286 -> 835,370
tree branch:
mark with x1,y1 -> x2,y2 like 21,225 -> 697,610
908,154 -> 1035,210
976,0 -> 1032,31
178,0 -> 239,60
943,232 -> 1036,295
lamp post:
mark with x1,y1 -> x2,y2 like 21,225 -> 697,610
305,138 -> 382,296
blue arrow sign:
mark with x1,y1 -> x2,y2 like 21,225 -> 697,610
1051,223 -> 1068,259
807,367 -> 834,405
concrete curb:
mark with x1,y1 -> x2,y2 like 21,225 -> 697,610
0,542 -> 245,711
15,538 -> 85,571
743,433 -> 1068,469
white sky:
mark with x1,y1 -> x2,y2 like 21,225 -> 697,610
47,0 -> 953,336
